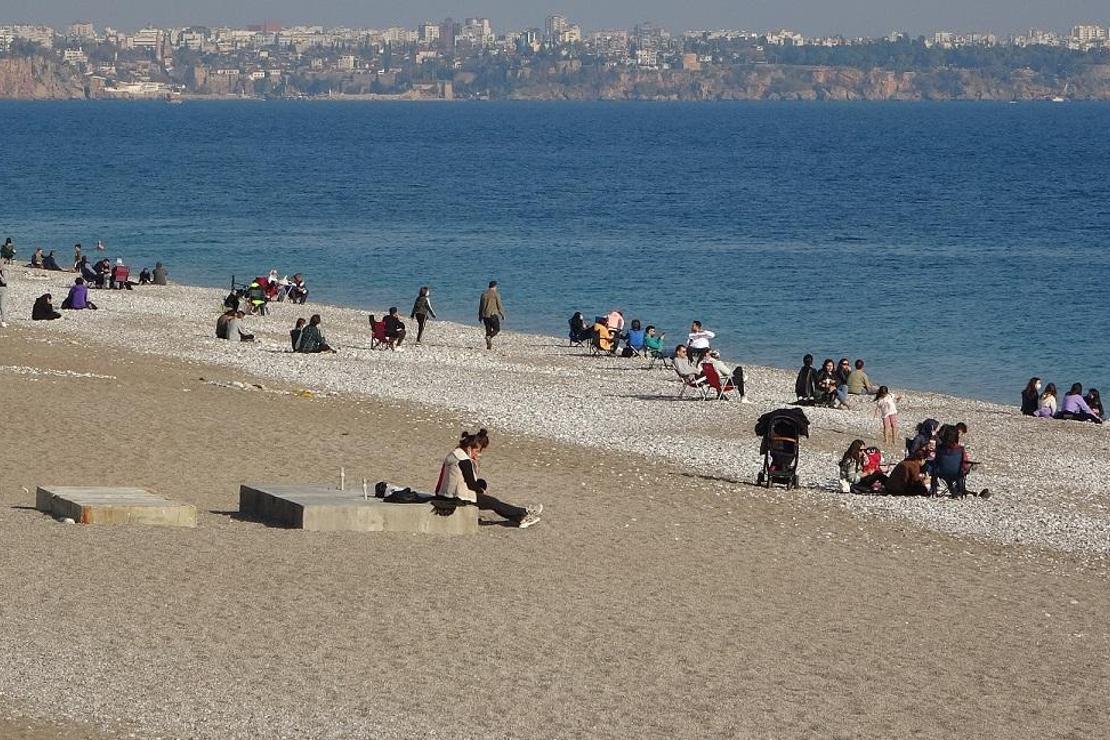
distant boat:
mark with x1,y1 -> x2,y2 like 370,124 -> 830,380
1051,96 -> 1066,103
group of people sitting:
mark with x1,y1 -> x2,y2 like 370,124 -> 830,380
234,272 -> 309,315
795,355 -> 883,411
838,418 -> 990,499
290,315 -> 336,353
215,309 -> 255,342
1021,378 -> 1103,424
30,277 -> 103,320
569,310 -> 667,359
670,322 -> 748,401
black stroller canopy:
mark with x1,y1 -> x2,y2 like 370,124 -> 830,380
755,408 -> 811,438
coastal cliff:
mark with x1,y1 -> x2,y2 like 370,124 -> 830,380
0,57 -> 85,99
3,56 -> 1109,101
503,63 -> 1110,101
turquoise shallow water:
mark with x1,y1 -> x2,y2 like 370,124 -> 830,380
2,100 -> 1108,403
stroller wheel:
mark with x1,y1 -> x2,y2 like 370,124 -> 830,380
792,475 -> 799,488
757,472 -> 765,485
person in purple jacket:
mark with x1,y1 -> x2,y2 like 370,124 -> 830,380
1056,383 -> 1103,424
61,278 -> 97,311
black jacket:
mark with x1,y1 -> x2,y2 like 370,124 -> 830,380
795,366 -> 817,399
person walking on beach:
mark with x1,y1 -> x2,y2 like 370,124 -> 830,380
0,257 -> 11,328
436,429 -> 542,528
410,286 -> 437,345
478,280 -> 505,350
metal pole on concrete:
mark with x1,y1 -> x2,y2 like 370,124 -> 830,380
340,467 -> 346,491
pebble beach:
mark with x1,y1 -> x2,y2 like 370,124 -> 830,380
1,270 -> 1109,739
4,271 -> 1109,559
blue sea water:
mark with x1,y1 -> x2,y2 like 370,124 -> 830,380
1,100 -> 1108,403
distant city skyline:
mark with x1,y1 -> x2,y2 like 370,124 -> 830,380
1,0 -> 1108,37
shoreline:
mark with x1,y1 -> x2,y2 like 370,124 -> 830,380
2,270 -> 1107,558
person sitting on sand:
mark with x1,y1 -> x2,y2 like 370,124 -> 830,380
1056,383 -> 1103,424
94,259 -> 111,288
1,238 -> 14,262
568,312 -> 593,344
31,293 -> 62,321
884,450 -> 930,496
1034,383 -> 1058,418
30,247 -> 44,268
1085,388 -> 1104,420
225,311 -> 255,343
847,359 -> 879,396
42,250 -> 63,271
814,358 -> 840,408
77,257 -> 98,286
672,344 -> 703,383
61,278 -> 98,311
383,307 -> 407,350
907,418 -> 940,460
287,273 -> 308,304
835,358 -> 852,409
686,321 -> 715,364
795,354 -> 817,404
295,314 -> 335,353
839,440 -> 890,493
139,267 -> 152,285
435,429 -> 542,528
215,309 -> 234,339
1020,377 -> 1042,416
290,317 -> 305,351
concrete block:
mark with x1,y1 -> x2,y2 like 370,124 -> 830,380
239,483 -> 478,535
35,486 -> 197,527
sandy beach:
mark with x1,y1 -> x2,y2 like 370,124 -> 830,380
1,270 -> 1108,738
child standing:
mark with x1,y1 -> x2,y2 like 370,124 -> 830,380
875,386 -> 898,446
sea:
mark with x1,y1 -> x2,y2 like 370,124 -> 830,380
2,100 -> 1108,403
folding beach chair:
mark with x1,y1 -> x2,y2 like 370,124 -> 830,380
370,318 -> 389,350
676,367 -> 708,400
930,447 -> 968,497
700,363 -> 738,400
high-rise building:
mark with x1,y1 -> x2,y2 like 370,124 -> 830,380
418,23 -> 440,44
438,18 -> 457,52
545,15 -> 568,42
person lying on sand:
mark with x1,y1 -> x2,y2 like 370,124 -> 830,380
435,429 -> 542,529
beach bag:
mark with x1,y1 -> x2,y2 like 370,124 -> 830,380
621,346 -> 634,358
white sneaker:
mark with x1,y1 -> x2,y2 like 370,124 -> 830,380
527,504 -> 543,516
740,396 -> 751,404
518,511 -> 542,529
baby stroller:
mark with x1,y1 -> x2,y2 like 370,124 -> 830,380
754,408 -> 810,490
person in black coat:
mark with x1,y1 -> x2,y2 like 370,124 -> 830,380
795,354 -> 817,404
1020,377 -> 1041,416
32,293 -> 62,321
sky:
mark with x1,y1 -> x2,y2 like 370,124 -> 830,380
0,0 -> 1107,37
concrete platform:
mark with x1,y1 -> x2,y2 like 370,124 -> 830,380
239,483 -> 478,535
35,486 -> 198,527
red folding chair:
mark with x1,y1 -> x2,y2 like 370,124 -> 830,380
701,363 -> 738,400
